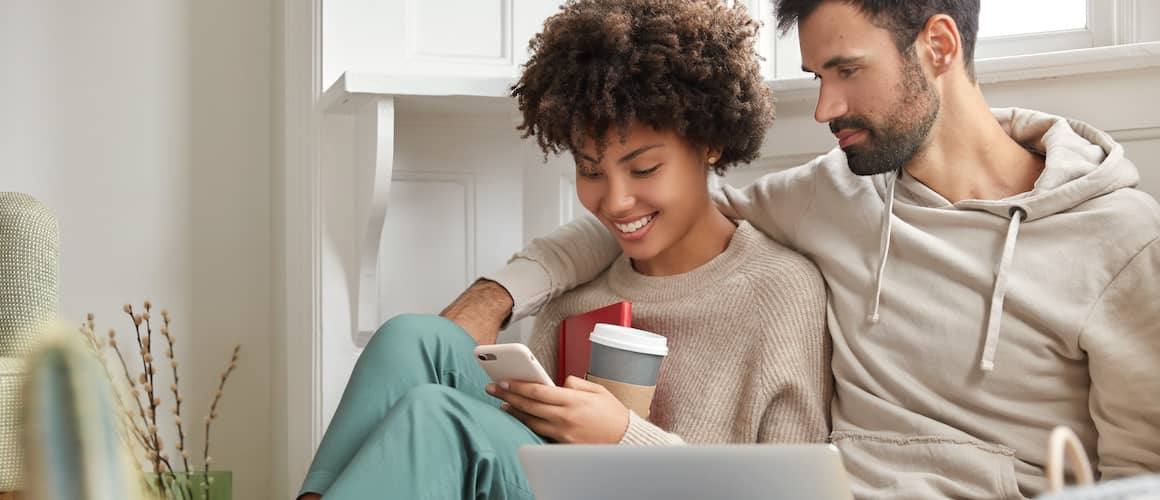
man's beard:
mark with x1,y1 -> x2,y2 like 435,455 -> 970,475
831,54 -> 940,176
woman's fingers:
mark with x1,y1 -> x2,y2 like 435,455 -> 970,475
502,402 -> 556,436
490,383 -> 563,420
562,375 -> 606,393
503,380 -> 574,405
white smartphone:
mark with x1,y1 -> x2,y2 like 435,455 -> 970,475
473,343 -> 555,386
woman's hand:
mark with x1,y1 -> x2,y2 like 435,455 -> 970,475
486,376 -> 629,444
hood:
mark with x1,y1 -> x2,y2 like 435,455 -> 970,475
864,108 -> 1139,372
888,107 -> 1140,219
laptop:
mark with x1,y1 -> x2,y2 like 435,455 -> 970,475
518,444 -> 854,500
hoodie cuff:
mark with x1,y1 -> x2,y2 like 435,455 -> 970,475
482,257 -> 554,326
618,411 -> 685,446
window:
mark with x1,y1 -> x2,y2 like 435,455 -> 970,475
978,0 -> 1086,38
974,0 -> 1092,59
763,0 -> 1138,81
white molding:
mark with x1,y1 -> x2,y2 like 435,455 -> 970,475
769,77 -> 819,104
354,98 -> 397,344
974,29 -> 1093,60
974,40 -> 1160,85
396,107 -> 518,130
1115,0 -> 1140,45
280,0 -> 323,497
771,41 -> 1160,103
403,0 -> 513,66
1089,0 -> 1117,47
396,171 -> 478,289
355,170 -> 479,347
322,43 -> 1160,108
1109,126 -> 1160,142
744,151 -> 826,172
319,73 -> 514,115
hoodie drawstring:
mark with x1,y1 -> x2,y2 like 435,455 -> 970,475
867,172 -> 899,324
867,171 -> 1024,372
980,207 -> 1025,372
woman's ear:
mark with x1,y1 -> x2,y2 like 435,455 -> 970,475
706,147 -> 722,166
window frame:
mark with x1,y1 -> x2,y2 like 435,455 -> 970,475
754,0 -> 1144,81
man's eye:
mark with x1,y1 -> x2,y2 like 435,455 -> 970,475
839,67 -> 859,77
631,165 -> 661,176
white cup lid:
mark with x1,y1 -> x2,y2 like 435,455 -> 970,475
589,323 -> 668,356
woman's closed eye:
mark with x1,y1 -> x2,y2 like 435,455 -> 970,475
631,164 -> 662,177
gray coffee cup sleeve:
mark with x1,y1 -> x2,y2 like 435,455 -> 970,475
587,342 -> 665,386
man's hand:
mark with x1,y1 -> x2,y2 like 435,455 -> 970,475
440,279 -> 514,345
486,376 -> 630,444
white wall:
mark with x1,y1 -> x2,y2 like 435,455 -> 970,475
1,2 -> 274,499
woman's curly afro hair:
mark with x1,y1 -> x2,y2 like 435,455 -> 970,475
512,0 -> 774,175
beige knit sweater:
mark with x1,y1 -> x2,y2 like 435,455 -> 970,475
526,221 -> 832,445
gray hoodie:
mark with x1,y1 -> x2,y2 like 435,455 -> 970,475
487,108 -> 1160,498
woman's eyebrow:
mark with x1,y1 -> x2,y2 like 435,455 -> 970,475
575,143 -> 664,164
616,144 -> 663,164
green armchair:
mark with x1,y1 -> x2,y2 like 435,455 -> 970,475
0,192 -> 59,491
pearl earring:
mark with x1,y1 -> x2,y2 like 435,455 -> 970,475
708,156 -> 718,165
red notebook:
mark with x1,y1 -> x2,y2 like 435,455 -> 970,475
557,301 -> 632,382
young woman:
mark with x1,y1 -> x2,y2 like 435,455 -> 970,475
298,1 -> 829,498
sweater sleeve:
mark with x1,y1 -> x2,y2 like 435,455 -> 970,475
618,411 -> 686,446
755,253 -> 832,444
711,158 -> 822,250
483,215 -> 620,323
1079,238 -> 1160,480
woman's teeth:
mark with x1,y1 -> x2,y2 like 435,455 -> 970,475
614,214 -> 654,233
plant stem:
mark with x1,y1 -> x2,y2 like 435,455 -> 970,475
163,312 -> 194,500
127,306 -> 165,497
203,345 -> 240,500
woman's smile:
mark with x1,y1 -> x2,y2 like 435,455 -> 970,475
610,212 -> 658,241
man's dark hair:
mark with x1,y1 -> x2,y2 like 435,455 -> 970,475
512,0 -> 774,175
774,0 -> 980,80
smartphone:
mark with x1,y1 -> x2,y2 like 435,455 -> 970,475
473,343 -> 555,386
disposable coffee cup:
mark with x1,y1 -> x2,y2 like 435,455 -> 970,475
586,323 -> 668,418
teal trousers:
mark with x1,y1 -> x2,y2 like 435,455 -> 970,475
298,314 -> 545,499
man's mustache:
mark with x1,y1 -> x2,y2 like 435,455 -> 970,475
830,116 -> 874,134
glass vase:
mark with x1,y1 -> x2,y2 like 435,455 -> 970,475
146,470 -> 232,500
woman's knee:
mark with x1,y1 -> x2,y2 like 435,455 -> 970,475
394,384 -> 470,418
363,314 -> 466,358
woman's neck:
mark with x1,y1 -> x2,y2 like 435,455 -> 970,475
633,207 -> 736,277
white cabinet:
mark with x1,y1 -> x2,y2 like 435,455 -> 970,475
323,0 -> 565,87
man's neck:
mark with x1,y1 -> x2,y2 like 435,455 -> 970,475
903,86 -> 1045,203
